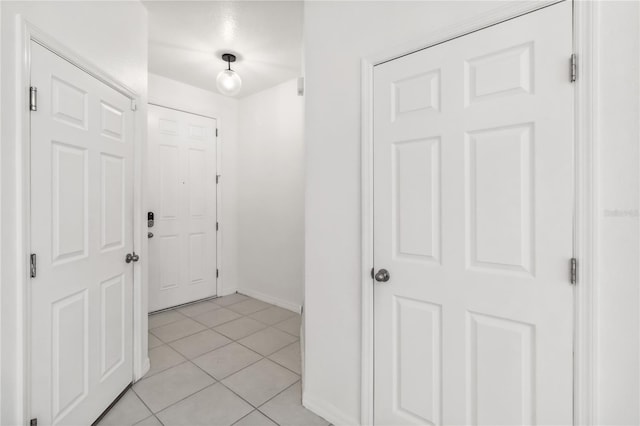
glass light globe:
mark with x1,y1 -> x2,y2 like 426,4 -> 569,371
216,69 -> 242,96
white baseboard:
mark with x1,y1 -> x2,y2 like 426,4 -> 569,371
138,357 -> 150,382
219,287 -> 238,297
303,392 -> 360,426
238,288 -> 301,313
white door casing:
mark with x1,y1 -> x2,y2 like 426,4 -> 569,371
148,105 -> 218,312
30,41 -> 134,425
373,2 -> 574,425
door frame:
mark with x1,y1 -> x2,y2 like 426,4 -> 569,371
146,102 -> 222,301
359,1 -> 598,424
17,18 -> 149,423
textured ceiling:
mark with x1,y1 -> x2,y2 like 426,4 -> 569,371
145,1 -> 303,98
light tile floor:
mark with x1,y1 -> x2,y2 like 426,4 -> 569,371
98,294 -> 328,426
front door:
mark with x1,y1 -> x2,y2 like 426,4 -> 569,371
373,2 -> 574,424
147,105 -> 218,312
30,41 -> 135,425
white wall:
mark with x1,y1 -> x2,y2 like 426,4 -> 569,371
237,79 -> 304,311
596,2 -> 639,423
304,1 -> 640,424
0,2 -> 148,425
148,73 -> 241,297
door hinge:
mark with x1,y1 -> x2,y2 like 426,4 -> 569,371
30,418 -> 37,426
570,257 -> 578,285
570,53 -> 577,82
131,99 -> 137,111
216,269 -> 219,278
30,253 -> 37,278
370,268 -> 374,280
29,86 -> 37,111
216,128 -> 219,137
216,175 -> 220,184
216,222 -> 219,231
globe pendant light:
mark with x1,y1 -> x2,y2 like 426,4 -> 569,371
216,53 -> 242,96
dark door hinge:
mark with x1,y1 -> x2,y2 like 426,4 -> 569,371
216,128 -> 219,137
216,269 -> 219,278
30,86 -> 37,111
570,53 -> 577,82
570,258 -> 578,285
216,175 -> 220,184
216,222 -> 219,231
30,254 -> 37,278
371,268 -> 374,280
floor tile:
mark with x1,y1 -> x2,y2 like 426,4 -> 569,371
268,342 -> 301,374
260,382 -> 330,426
238,327 -> 298,356
233,410 -> 278,426
214,317 -> 267,340
227,299 -> 271,315
151,318 -> 206,343
98,390 -> 151,425
146,345 -> 186,377
157,383 -> 253,426
212,293 -> 249,306
169,329 -> 231,359
148,333 -> 163,349
222,359 -> 299,407
193,342 -> 262,380
133,362 -> 215,413
193,307 -> 242,328
133,415 -> 163,426
149,310 -> 185,329
274,315 -> 301,337
249,306 -> 296,325
177,300 -> 221,317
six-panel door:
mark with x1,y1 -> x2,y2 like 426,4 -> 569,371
148,105 -> 218,312
30,41 -> 134,425
373,2 -> 574,424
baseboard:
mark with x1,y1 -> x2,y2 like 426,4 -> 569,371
238,288 -> 302,313
219,287 -> 238,297
302,392 -> 360,426
139,357 -> 150,381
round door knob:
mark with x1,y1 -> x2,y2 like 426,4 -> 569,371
148,232 -> 154,238
374,269 -> 390,282
125,253 -> 133,263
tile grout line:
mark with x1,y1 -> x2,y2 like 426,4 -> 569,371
138,297 -> 303,424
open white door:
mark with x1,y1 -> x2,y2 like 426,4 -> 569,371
147,105 -> 218,312
373,2 -> 574,424
30,41 -> 135,425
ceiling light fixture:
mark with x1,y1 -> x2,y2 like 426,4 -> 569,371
216,53 -> 242,96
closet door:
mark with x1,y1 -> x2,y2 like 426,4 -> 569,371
30,41 -> 135,425
373,2 -> 574,424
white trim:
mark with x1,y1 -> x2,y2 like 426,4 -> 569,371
303,392 -> 360,426
360,1 -> 594,424
238,289 -> 302,314
216,121 -> 223,298
359,56 -> 375,426
573,1 -> 598,424
18,18 -> 148,422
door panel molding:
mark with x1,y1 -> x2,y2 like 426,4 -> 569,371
16,19 -> 148,425
360,1 -> 597,424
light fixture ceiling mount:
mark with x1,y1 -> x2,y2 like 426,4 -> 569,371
216,52 -> 242,96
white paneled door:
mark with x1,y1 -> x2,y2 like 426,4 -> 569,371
373,2 -> 574,425
30,42 -> 134,425
148,105 -> 217,312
